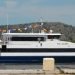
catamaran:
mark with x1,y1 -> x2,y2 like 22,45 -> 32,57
0,29 -> 75,63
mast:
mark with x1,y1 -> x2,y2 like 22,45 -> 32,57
40,17 -> 43,26
40,17 -> 43,33
7,13 -> 8,33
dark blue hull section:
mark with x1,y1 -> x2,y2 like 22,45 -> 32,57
0,56 -> 75,63
1,48 -> 75,52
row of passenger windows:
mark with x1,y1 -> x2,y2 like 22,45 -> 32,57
3,35 -> 60,41
11,37 -> 45,41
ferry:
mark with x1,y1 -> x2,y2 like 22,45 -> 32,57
0,28 -> 75,63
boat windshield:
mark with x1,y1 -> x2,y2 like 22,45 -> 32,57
48,35 -> 60,39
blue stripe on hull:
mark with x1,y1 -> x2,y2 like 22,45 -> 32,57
0,56 -> 75,63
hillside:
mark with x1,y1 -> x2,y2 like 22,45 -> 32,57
0,22 -> 75,42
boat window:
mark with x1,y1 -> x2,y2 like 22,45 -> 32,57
11,37 -> 45,41
48,35 -> 60,39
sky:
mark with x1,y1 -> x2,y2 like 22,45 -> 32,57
0,0 -> 75,26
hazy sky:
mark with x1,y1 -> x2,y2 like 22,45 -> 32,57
0,0 -> 75,25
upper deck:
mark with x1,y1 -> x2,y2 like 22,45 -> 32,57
2,32 -> 62,41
